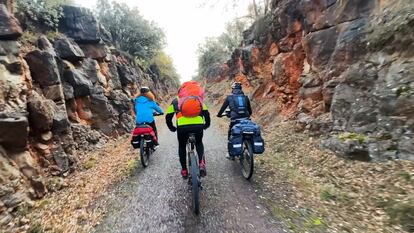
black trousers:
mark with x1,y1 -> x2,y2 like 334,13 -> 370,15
177,125 -> 204,170
148,121 -> 158,140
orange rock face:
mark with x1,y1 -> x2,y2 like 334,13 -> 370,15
203,0 -> 414,161
203,0 -> 377,122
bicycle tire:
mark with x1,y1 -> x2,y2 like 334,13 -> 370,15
140,139 -> 149,167
240,140 -> 254,180
190,152 -> 200,215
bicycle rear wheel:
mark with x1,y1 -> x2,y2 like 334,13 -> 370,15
240,140 -> 254,180
140,139 -> 149,167
190,152 -> 200,215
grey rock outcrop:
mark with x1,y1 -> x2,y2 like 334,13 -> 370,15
0,4 -> 179,228
54,36 -> 85,61
59,6 -> 101,43
0,4 -> 22,40
25,50 -> 61,87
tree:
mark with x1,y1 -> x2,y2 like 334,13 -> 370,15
15,0 -> 75,29
151,51 -> 180,84
219,19 -> 249,54
197,37 -> 228,77
95,0 -> 165,64
196,17 -> 249,78
200,0 -> 271,19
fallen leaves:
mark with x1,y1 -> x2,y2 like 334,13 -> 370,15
24,136 -> 137,233
254,120 -> 414,233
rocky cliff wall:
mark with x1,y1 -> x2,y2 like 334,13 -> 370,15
203,0 -> 414,162
0,4 -> 177,227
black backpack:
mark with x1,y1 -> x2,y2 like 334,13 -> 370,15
230,94 -> 248,116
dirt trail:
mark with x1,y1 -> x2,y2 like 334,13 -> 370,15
93,124 -> 286,233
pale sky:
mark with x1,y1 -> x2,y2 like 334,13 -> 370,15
74,0 -> 251,82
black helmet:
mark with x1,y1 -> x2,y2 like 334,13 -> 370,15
140,86 -> 150,93
231,82 -> 242,90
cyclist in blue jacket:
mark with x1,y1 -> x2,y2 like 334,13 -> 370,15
134,87 -> 164,143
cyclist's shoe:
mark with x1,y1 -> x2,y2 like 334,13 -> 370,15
199,159 -> 207,177
226,154 -> 235,161
153,145 -> 159,151
181,169 -> 188,179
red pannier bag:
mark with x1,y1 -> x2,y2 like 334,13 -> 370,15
131,125 -> 157,148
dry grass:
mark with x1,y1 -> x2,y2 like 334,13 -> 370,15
255,121 -> 414,233
24,136 -> 137,233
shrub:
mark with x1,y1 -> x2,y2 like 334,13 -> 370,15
15,0 -> 75,30
95,0 -> 165,63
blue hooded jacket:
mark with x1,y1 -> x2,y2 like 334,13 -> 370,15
134,96 -> 164,124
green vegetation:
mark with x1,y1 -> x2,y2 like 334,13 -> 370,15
36,199 -> 50,209
95,0 -> 179,82
151,51 -> 180,85
15,0 -> 75,29
83,157 -> 97,170
197,37 -> 228,78
338,132 -> 366,144
320,189 -> 336,201
28,222 -> 44,233
270,205 -> 326,232
125,158 -> 138,175
197,19 -> 249,78
19,31 -> 39,45
396,85 -> 412,97
398,171 -> 412,181
202,0 -> 271,19
95,0 -> 165,65
380,198 -> 414,232
15,203 -> 31,216
196,0 -> 274,79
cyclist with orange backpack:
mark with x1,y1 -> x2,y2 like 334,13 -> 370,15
165,81 -> 210,178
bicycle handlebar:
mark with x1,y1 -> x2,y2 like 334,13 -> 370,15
218,110 -> 231,118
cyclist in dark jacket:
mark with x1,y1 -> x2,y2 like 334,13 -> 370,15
217,82 -> 252,155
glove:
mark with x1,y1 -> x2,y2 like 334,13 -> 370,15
169,126 -> 177,132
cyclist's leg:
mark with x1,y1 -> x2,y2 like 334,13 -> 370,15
194,129 -> 204,162
149,121 -> 158,144
177,128 -> 189,170
228,121 -> 236,140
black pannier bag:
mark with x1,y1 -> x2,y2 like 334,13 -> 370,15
131,135 -> 141,149
228,131 -> 243,156
252,134 -> 265,154
228,119 -> 265,155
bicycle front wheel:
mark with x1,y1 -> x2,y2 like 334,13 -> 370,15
140,139 -> 149,168
190,152 -> 200,215
240,140 -> 254,180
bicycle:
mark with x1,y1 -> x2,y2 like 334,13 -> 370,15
187,133 -> 203,215
135,113 -> 163,168
220,111 -> 254,180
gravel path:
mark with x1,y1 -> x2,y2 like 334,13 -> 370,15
94,124 -> 286,233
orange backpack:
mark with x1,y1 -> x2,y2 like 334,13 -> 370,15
177,81 -> 205,117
